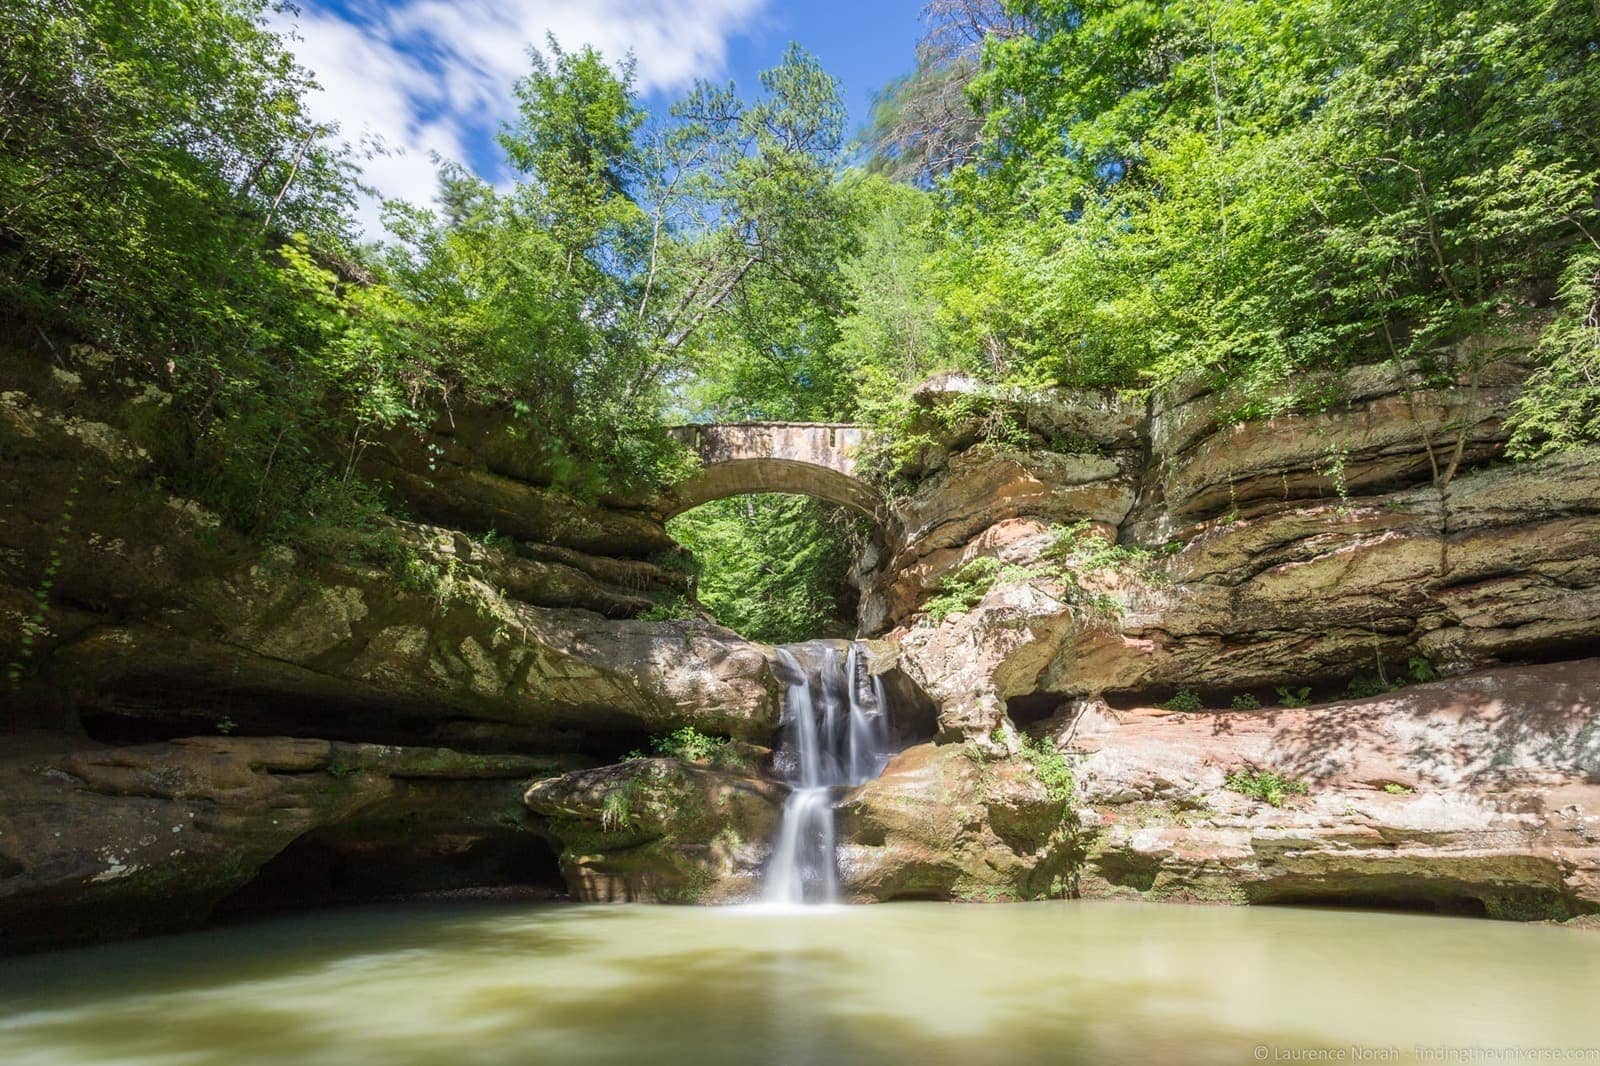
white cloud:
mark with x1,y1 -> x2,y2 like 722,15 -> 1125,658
273,0 -> 768,237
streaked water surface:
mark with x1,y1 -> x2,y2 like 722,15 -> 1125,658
1,901 -> 1597,1065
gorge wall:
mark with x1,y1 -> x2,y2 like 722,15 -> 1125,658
2,336 -> 1597,952
0,340 -> 782,951
839,344 -> 1600,915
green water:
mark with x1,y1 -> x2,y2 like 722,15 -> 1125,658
1,901 -> 1596,1065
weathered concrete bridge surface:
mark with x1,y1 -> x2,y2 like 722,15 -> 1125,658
664,422 -> 881,519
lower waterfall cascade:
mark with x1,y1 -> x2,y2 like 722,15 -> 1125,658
762,641 -> 895,904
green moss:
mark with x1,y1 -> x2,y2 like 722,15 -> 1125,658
954,881 -> 1019,903
1150,876 -> 1248,905
1483,894 -> 1579,923
655,866 -> 716,903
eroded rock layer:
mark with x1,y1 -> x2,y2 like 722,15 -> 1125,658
4,338 -> 1598,943
0,736 -> 577,953
1066,659 -> 1600,918
875,354 -> 1600,738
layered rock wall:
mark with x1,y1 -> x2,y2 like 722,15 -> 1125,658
874,354 -> 1600,732
851,353 -> 1600,918
0,341 -> 781,948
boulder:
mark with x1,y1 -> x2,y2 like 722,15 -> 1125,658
526,757 -> 785,902
838,741 -> 1078,902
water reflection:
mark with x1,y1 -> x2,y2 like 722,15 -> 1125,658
0,901 -> 1596,1065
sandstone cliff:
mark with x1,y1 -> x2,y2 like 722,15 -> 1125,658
3,337 -> 1597,946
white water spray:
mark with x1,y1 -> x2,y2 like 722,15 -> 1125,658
762,642 -> 894,905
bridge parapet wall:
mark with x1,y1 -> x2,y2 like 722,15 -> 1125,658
664,422 -> 879,518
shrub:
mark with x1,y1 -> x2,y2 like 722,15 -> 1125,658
923,555 -> 1016,623
637,598 -> 697,622
1230,693 -> 1261,710
1161,689 -> 1204,712
1020,736 -> 1074,804
1383,782 -> 1415,796
1275,686 -> 1312,708
1224,769 -> 1309,808
651,726 -> 726,763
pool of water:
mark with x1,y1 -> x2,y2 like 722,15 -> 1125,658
1,901 -> 1596,1065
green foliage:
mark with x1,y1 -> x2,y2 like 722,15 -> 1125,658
324,758 -> 359,779
1224,768 -> 1310,808
600,785 -> 635,833
636,598 -> 698,622
1042,521 -> 1173,583
1,5 -> 858,551
922,0 -> 1600,450
922,555 -> 1025,623
215,716 -> 238,736
1020,736 -> 1074,804
1383,783 -> 1415,796
651,726 -> 726,763
1230,693 -> 1262,711
1275,686 -> 1313,708
1508,252 -> 1600,458
627,728 -> 750,774
1161,690 -> 1204,712
1345,674 -> 1393,700
1346,656 -> 1438,698
4,470 -> 80,686
667,46 -> 860,425
667,494 -> 865,642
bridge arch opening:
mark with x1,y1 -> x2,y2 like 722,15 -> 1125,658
661,423 -> 884,643
664,423 -> 883,523
667,492 -> 872,643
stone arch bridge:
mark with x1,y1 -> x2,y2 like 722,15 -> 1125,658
664,422 -> 881,519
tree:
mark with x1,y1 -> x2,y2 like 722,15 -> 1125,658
927,0 -> 1600,432
866,0 -> 1032,185
668,494 -> 866,643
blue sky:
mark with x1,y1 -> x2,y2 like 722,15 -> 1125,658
272,0 -> 926,234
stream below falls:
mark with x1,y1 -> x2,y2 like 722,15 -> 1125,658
1,901 -> 1597,1065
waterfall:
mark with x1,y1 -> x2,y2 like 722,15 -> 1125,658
762,641 -> 894,905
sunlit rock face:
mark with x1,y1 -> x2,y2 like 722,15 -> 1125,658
844,347 -> 1599,917
837,742 -> 1078,903
870,347 -> 1600,739
1063,659 -> 1600,919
